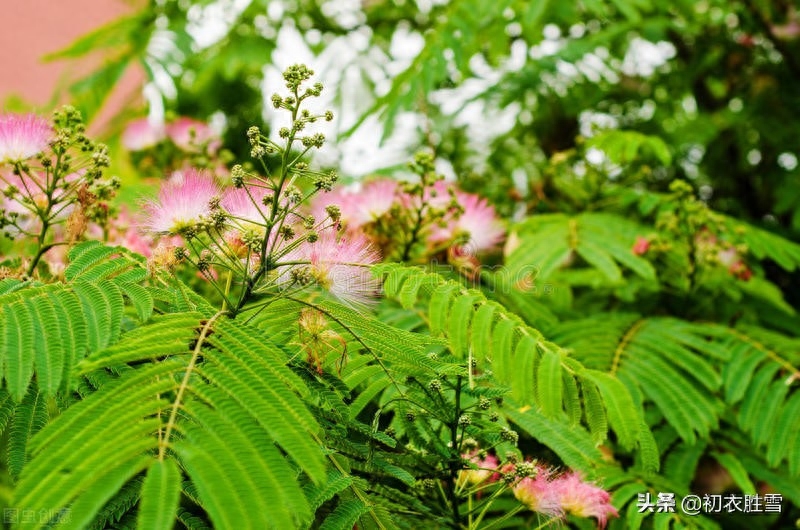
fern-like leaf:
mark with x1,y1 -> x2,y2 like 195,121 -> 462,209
7,388 -> 49,479
176,394 -> 312,530
319,499 -> 373,530
137,459 -> 182,530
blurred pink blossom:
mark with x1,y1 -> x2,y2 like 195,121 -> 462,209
512,465 -> 562,518
550,472 -> 618,529
222,186 -> 272,226
311,179 -> 398,231
121,117 -> 166,151
166,117 -> 221,153
0,113 -> 52,163
632,236 -> 650,255
458,451 -> 500,487
429,181 -> 505,253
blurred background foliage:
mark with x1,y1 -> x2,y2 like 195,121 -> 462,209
46,0 -> 800,306
47,0 -> 800,237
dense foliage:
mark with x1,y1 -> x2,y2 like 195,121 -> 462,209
1,1 -> 799,529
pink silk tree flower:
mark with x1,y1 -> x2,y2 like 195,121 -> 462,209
512,465 -> 563,518
449,190 -> 505,252
166,117 -> 221,153
311,179 -> 399,230
222,186 -> 273,227
457,451 -> 500,488
285,227 -> 380,308
342,179 -> 399,228
121,117 -> 166,151
0,113 -> 52,163
141,169 -> 221,235
310,186 -> 353,227
632,236 -> 650,255
550,472 -> 618,529
428,182 -> 505,254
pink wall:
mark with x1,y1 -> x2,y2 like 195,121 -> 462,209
0,0 -> 145,128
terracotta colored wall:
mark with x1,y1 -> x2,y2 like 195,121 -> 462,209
0,0 -> 144,127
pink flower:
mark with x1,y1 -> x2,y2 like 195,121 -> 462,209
458,451 -> 500,487
512,465 -> 562,518
141,169 -> 221,235
222,186 -> 272,226
728,260 -> 752,281
122,118 -> 166,151
345,179 -> 398,227
283,228 -> 380,307
0,113 -> 52,162
450,191 -> 505,253
107,207 -> 156,257
632,236 -> 650,256
716,246 -> 752,281
550,472 -> 618,529
429,182 -> 505,253
716,246 -> 740,268
311,179 -> 398,230
166,117 -> 220,153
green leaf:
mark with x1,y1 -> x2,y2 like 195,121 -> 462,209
304,471 -> 354,511
177,398 -> 312,530
119,282 -> 155,322
512,335 -> 538,405
319,499 -> 373,530
428,284 -> 457,336
137,459 -> 182,530
7,390 -> 49,479
582,370 -> 640,450
505,405 -> 603,471
470,303 -> 496,364
537,347 -> 563,418
3,300 -> 35,401
581,381 -> 609,444
576,241 -> 623,283
447,293 -> 476,357
710,452 -> 756,495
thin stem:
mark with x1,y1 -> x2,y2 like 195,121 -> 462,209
401,198 -> 427,262
445,375 -> 464,527
468,484 -> 509,529
26,223 -> 52,277
221,270 -> 233,312
478,505 -> 525,530
158,311 -> 224,460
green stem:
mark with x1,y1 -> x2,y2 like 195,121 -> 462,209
26,222 -> 51,277
446,376 -> 463,527
478,505 -> 525,530
237,89 -> 301,313
468,485 -> 508,529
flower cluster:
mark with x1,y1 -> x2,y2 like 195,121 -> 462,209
458,451 -> 618,529
123,116 -> 221,154
309,156 -> 505,268
122,115 -> 226,178
633,227 -> 752,281
139,166 -> 380,309
694,228 -> 752,281
137,65 -> 379,313
0,107 -> 119,276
